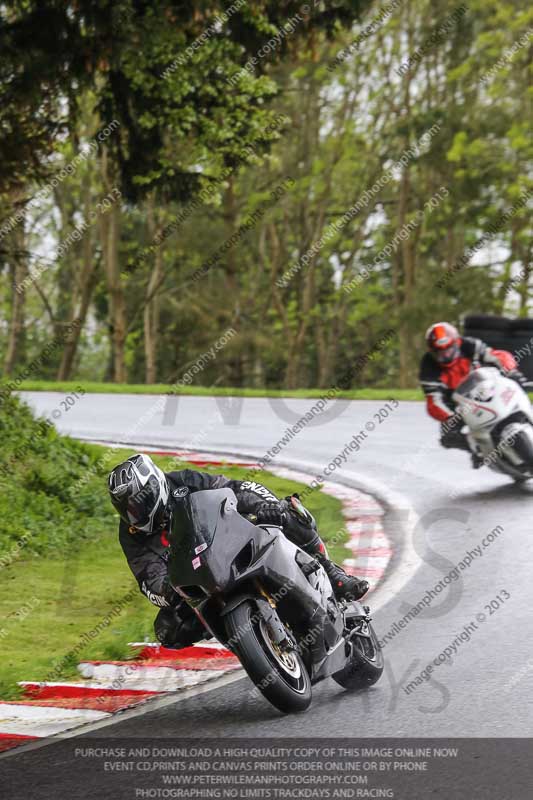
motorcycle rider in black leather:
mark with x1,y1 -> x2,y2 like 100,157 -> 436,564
109,454 -> 369,649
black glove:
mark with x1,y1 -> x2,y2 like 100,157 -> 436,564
154,604 -> 205,649
441,412 -> 463,436
256,500 -> 284,526
285,493 -> 314,526
440,417 -> 470,451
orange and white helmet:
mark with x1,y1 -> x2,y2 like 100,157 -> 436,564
425,322 -> 461,364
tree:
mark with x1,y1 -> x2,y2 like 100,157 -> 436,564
2,0 -> 531,390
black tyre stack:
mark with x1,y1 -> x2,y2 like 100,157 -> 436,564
463,314 -> 533,381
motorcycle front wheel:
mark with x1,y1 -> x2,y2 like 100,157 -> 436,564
225,600 -> 312,714
511,429 -> 533,472
332,621 -> 384,691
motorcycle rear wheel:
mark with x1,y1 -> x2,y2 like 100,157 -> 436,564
225,600 -> 312,714
332,622 -> 384,691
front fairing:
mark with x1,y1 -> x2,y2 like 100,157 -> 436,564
167,488 -> 257,593
453,368 -> 532,431
167,489 -> 333,612
167,488 -> 343,672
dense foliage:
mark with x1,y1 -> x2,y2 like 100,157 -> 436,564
1,0 -> 531,389
0,395 -> 112,558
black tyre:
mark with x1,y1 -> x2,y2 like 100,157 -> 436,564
225,600 -> 312,714
332,622 -> 384,691
463,314 -> 512,332
511,331 -> 533,339
511,429 -> 533,469
464,330 -> 512,348
511,319 -> 533,332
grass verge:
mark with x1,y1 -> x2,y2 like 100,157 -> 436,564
16,379 -> 424,401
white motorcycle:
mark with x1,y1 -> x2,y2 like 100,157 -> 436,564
453,367 -> 533,481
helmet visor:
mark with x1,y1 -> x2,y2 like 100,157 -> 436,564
433,343 -> 459,364
126,476 -> 167,532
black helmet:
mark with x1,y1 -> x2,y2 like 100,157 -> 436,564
108,454 -> 169,533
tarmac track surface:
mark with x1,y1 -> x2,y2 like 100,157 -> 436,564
2,392 -> 532,798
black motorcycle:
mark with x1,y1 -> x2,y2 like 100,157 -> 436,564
167,487 -> 384,713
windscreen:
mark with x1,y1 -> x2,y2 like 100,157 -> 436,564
455,369 -> 498,401
169,488 -> 233,557
455,371 -> 486,397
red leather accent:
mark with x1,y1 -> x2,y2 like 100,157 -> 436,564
439,356 -> 472,390
491,349 -> 517,370
160,530 -> 169,547
427,395 -> 452,422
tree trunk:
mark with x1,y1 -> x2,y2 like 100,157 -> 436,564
512,223 -> 531,318
315,308 -> 343,388
100,148 -> 126,383
57,259 -> 99,380
57,180 -> 99,380
107,202 -> 126,382
143,273 -> 160,384
4,217 -> 27,375
144,197 -> 162,383
397,164 -> 415,389
223,178 -> 239,298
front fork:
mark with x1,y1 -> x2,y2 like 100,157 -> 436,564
343,603 -> 372,638
255,581 -> 296,649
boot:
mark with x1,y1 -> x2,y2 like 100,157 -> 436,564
154,604 -> 205,649
286,505 -> 370,602
317,553 -> 369,601
304,536 -> 369,601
